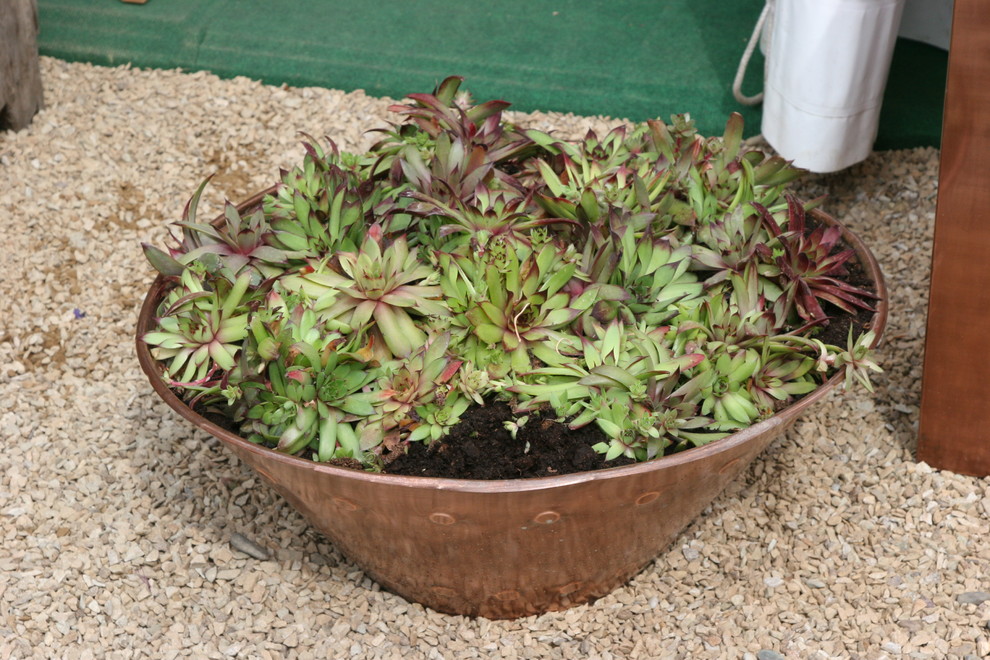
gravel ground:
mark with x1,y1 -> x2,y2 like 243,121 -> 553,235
1,58 -> 988,660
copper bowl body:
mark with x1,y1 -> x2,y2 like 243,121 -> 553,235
136,192 -> 888,619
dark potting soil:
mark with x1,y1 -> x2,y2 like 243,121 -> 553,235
383,401 -> 636,479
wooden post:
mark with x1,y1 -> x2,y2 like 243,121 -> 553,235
0,0 -> 44,131
917,0 -> 990,476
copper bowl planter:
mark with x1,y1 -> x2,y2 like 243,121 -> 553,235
135,192 -> 888,619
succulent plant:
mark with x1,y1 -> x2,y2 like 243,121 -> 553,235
143,267 -> 253,386
753,196 -> 879,326
142,76 -> 882,471
142,178 -> 293,283
512,321 -> 705,460
280,224 -> 448,359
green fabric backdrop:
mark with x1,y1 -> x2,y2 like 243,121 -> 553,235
36,0 -> 946,149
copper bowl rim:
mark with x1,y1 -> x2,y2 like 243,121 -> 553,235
135,189 -> 888,495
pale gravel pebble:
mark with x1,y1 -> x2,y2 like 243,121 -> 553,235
956,592 -> 990,605
229,532 -> 270,561
0,57 -> 985,659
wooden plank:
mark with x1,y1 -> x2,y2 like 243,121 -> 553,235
917,0 -> 990,476
0,0 -> 44,131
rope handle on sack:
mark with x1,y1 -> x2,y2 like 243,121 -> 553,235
733,0 -> 771,107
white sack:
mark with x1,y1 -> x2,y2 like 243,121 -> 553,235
761,0 -> 906,173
